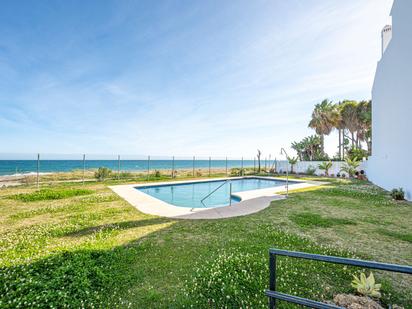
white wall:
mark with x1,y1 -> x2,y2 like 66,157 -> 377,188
367,0 -> 412,200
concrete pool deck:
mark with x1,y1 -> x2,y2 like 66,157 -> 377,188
109,176 -> 325,219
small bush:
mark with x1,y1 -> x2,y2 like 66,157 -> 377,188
154,170 -> 161,178
22,175 -> 36,185
9,188 -> 93,202
318,161 -> 333,176
340,157 -> 360,178
390,188 -> 404,200
347,147 -> 368,161
94,167 -> 112,181
119,172 -> 132,178
196,170 -> 202,177
305,165 -> 316,175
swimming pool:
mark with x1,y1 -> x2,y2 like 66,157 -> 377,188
136,177 -> 295,208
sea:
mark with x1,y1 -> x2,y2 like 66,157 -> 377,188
0,159 -> 261,176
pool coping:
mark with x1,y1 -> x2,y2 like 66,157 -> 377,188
109,176 -> 324,219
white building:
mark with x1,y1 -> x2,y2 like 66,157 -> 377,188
367,0 -> 412,200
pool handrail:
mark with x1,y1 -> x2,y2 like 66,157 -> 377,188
200,179 -> 230,206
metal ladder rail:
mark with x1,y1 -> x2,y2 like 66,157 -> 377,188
200,180 -> 230,206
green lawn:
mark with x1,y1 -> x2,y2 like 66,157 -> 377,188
0,177 -> 411,308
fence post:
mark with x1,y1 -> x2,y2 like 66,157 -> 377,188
254,157 -> 256,173
82,154 -> 86,185
117,155 -> 120,180
209,156 -> 211,177
193,156 -> 195,177
147,155 -> 150,181
172,156 -> 175,178
225,156 -> 228,176
36,153 -> 40,190
269,253 -> 277,309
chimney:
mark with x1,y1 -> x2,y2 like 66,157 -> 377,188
381,24 -> 392,56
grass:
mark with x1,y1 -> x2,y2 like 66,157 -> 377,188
8,188 -> 93,202
289,212 -> 356,228
0,177 -> 411,308
377,229 -> 412,244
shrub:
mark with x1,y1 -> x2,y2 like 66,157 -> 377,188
154,170 -> 161,178
305,165 -> 316,175
94,167 -> 112,181
318,161 -> 333,176
340,157 -> 360,177
347,147 -> 368,161
230,168 -> 242,176
22,175 -> 36,185
196,170 -> 202,177
119,172 -> 132,178
390,188 -> 405,200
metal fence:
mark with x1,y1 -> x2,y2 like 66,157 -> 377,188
266,249 -> 412,309
0,153 -> 290,187
0,153 -> 367,188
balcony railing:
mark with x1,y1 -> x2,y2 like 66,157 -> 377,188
266,248 -> 412,309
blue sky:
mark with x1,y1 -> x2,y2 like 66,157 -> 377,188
0,0 -> 392,158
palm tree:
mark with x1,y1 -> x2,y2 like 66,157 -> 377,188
318,161 -> 333,176
287,156 -> 299,173
339,100 -> 360,148
304,135 -> 323,161
291,141 -> 304,161
291,135 -> 324,161
340,157 -> 361,177
308,99 -> 340,155
357,100 -> 372,155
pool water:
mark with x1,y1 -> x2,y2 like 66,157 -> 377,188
137,177 -> 292,208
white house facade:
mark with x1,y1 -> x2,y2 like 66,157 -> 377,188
367,0 -> 412,200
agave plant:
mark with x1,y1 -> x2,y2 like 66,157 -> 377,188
351,272 -> 381,298
318,161 -> 333,176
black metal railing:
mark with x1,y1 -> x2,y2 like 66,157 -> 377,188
266,248 -> 412,309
